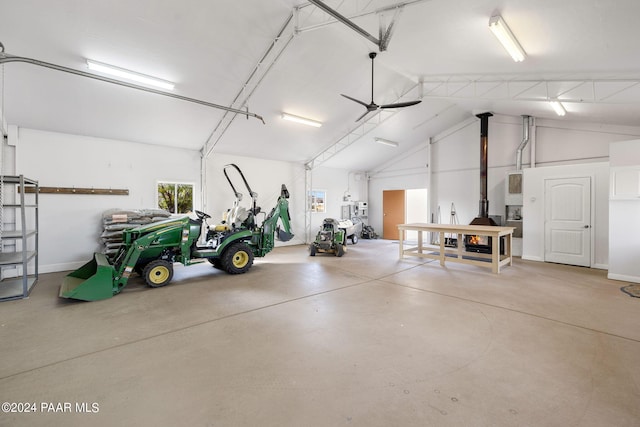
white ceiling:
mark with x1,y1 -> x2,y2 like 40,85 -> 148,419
1,0 -> 640,171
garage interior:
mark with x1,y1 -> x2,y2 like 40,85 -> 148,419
1,1 -> 640,426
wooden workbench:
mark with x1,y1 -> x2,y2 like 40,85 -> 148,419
397,223 -> 515,273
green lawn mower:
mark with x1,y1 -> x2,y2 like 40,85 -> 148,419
309,218 -> 347,257
60,164 -> 294,301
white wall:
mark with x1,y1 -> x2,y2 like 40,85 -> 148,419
13,127 -> 201,272
201,160 -> 370,244
522,162 -> 610,268
368,143 -> 429,236
608,139 -> 640,283
10,115 -> 640,273
367,114 -> 640,270
307,166 -> 367,241
405,188 -> 429,241
204,153 -> 306,246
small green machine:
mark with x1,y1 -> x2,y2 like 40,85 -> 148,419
309,218 -> 346,257
60,164 -> 294,301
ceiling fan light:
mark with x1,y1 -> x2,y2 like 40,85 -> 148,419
86,60 -> 175,90
549,100 -> 566,116
281,112 -> 322,127
374,137 -> 399,147
489,15 -> 526,62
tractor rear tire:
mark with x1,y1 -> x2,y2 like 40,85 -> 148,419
351,234 -> 358,244
221,242 -> 254,274
143,259 -> 174,288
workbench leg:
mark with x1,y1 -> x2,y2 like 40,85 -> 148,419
439,232 -> 446,266
507,233 -> 513,266
418,230 -> 423,254
399,228 -> 404,259
492,235 -> 500,273
457,233 -> 463,259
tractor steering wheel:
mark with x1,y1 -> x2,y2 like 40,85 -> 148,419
195,210 -> 211,220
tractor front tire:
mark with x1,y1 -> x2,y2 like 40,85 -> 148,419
221,242 -> 254,274
208,258 -> 223,270
336,244 -> 345,257
309,244 -> 316,256
143,259 -> 174,288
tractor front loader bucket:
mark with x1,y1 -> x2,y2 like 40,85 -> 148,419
60,253 -> 116,301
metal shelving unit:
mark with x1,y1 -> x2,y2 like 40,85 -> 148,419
0,175 -> 39,301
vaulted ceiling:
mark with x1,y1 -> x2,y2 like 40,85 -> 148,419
1,0 -> 639,171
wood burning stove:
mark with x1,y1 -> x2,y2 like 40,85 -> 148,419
465,234 -> 491,253
464,232 -> 505,254
465,112 -> 504,254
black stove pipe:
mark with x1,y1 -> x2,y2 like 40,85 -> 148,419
476,112 -> 493,218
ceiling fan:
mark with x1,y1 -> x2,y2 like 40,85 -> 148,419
342,52 -> 422,122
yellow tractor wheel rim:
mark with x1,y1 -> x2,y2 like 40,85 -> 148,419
232,251 -> 249,268
149,266 -> 170,284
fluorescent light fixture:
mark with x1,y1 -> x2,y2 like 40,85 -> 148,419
86,60 -> 175,90
374,137 -> 399,147
549,100 -> 566,116
489,15 -> 526,62
281,112 -> 322,127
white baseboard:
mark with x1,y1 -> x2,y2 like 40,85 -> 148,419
40,261 -> 87,274
608,273 -> 640,284
521,256 -> 608,271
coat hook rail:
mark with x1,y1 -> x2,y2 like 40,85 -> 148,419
19,186 -> 129,195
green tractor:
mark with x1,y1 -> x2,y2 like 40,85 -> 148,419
60,164 -> 293,301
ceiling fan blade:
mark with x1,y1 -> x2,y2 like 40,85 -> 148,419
355,110 -> 373,122
341,94 -> 369,108
342,52 -> 419,121
379,100 -> 422,109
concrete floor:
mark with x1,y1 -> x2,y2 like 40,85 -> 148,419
1,239 -> 639,427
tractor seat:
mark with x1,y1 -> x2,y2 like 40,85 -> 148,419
227,206 -> 248,228
212,223 -> 230,232
210,206 -> 250,232
319,230 -> 333,241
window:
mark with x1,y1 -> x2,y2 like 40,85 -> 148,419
308,190 -> 326,213
157,182 -> 193,214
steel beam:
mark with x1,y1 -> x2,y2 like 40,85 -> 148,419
307,0 -> 381,48
0,49 -> 265,124
419,75 -> 640,104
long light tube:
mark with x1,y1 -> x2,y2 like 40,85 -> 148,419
549,100 -> 566,116
374,137 -> 399,147
489,15 -> 526,62
86,60 -> 175,90
281,112 -> 322,127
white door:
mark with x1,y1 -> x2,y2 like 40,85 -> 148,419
544,177 -> 591,266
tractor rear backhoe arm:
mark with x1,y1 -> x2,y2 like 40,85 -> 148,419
254,184 -> 294,257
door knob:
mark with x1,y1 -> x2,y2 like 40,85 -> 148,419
584,225 -> 590,228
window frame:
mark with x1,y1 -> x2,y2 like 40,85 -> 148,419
156,181 -> 195,214
308,189 -> 327,213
